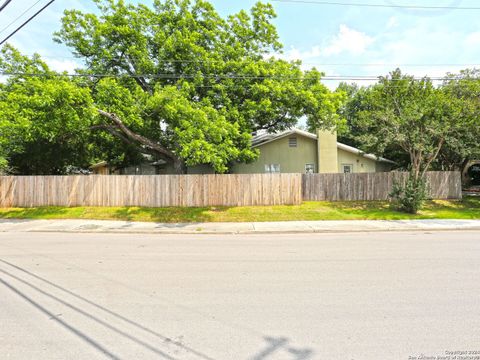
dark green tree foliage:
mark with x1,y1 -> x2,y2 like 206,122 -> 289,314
0,0 -> 343,174
336,82 -> 410,169
341,69 -> 480,174
390,174 -> 428,214
339,69 -> 470,180
0,46 -> 95,174
53,0 -> 344,173
337,83 -> 373,148
337,69 -> 480,213
440,69 -> 480,171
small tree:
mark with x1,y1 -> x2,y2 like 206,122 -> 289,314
390,173 -> 428,214
350,69 -> 465,213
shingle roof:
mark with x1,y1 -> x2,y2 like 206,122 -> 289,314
251,128 -> 316,146
251,128 -> 395,164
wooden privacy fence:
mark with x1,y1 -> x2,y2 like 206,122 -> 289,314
0,171 -> 461,208
0,174 -> 302,208
302,171 -> 462,201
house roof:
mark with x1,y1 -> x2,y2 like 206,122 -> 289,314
251,128 -> 395,164
89,161 -> 108,169
252,128 -> 317,147
336,142 -> 395,164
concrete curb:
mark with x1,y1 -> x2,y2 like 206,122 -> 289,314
17,228 -> 480,235
1,219 -> 480,235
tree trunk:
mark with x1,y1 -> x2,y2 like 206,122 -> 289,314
96,109 -> 177,161
173,158 -> 187,174
96,109 -> 189,173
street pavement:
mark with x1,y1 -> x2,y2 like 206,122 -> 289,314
1,231 -> 480,360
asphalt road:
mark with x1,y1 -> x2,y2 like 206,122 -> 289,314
1,231 -> 480,360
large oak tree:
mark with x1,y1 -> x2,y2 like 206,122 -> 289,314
51,0 -> 344,173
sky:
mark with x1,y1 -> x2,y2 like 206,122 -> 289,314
1,0 -> 480,89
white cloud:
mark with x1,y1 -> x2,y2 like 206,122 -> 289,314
464,32 -> 480,47
44,58 -> 82,73
346,21 -> 480,85
280,46 -> 321,62
269,18 -> 480,90
377,26 -> 463,68
323,25 -> 374,56
386,16 -> 399,29
270,25 -> 374,70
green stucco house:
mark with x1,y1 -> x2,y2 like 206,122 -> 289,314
230,128 -> 394,174
92,128 -> 394,175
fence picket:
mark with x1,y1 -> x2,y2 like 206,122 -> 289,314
0,172 -> 461,208
302,171 -> 462,201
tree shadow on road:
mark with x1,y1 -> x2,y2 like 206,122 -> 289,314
0,258 -> 214,360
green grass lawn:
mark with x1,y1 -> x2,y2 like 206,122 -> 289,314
0,197 -> 479,223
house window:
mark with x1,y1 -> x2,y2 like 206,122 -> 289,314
288,137 -> 297,147
342,164 -> 353,173
305,164 -> 315,174
265,164 -> 281,173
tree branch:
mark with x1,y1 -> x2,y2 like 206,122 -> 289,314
255,112 -> 288,131
125,54 -> 151,93
91,124 -> 135,146
96,110 -> 177,161
422,138 -> 445,178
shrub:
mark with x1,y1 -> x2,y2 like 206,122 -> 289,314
389,173 -> 428,214
0,156 -> 9,175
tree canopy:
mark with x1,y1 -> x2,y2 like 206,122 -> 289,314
439,69 -> 480,170
338,69 -> 479,179
0,46 -> 95,174
340,69 -> 480,178
52,0 -> 344,173
5,0 -> 479,177
0,0 -> 344,175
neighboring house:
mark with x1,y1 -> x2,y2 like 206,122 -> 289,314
91,128 -> 394,175
90,160 -> 168,175
231,128 -> 394,174
90,160 -> 213,175
90,161 -> 110,175
463,160 -> 480,187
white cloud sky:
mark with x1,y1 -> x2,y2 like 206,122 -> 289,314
323,25 -> 375,56
464,31 -> 480,47
2,0 -> 480,91
268,14 -> 480,90
281,46 -> 322,62
386,16 -> 399,29
44,58 -> 82,73
281,24 -> 374,63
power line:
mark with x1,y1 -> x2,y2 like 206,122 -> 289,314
0,0 -> 56,46
269,0 -> 480,10
0,71 -> 323,80
13,53 -> 480,68
0,0 -> 12,13
301,62 -> 480,67
0,71 -> 468,82
0,0 -> 43,36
